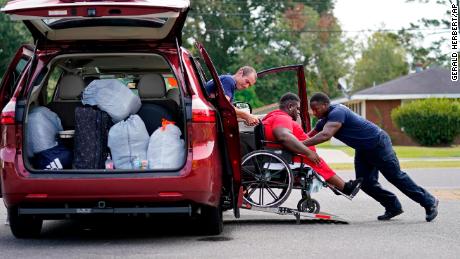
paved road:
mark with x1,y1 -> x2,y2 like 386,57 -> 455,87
1,168 -> 459,258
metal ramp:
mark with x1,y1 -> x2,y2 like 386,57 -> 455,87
241,203 -> 348,224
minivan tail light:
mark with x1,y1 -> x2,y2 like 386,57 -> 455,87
192,109 -> 216,123
0,98 -> 16,125
192,97 -> 216,123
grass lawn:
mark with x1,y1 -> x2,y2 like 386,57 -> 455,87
317,141 -> 460,159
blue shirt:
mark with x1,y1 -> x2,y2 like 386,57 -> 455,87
314,104 -> 382,150
205,75 -> 236,102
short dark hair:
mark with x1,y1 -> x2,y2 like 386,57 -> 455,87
239,66 -> 257,79
310,92 -> 330,104
279,92 -> 300,109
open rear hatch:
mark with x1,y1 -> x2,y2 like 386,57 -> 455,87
1,0 -> 190,42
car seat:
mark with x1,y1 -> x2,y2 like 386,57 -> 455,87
137,74 -> 177,135
47,74 -> 85,129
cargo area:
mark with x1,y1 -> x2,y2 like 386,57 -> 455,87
23,53 -> 187,172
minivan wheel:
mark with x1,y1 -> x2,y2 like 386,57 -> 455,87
198,205 -> 223,236
8,207 -> 43,239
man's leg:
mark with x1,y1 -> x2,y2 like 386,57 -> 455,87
306,157 -> 361,196
375,134 -> 436,210
326,175 -> 345,190
355,149 -> 403,213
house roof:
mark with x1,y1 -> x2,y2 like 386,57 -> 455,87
350,68 -> 460,100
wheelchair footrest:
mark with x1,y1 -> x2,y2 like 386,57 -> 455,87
241,203 -> 348,224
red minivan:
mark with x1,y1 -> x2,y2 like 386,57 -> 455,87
0,0 -> 311,238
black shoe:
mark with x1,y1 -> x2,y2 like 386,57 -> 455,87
331,188 -> 342,196
342,178 -> 363,198
425,199 -> 439,222
377,209 -> 404,220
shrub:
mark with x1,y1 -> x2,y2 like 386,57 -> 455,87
391,98 -> 460,146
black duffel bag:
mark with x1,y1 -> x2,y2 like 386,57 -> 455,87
33,144 -> 73,170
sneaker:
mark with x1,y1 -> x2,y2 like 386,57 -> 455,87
425,199 -> 439,222
377,209 -> 404,220
342,178 -> 363,198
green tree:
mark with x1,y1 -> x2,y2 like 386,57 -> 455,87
0,0 -> 32,80
183,0 -> 252,73
352,32 -> 408,92
235,3 -> 354,106
398,0 -> 454,68
184,1 -> 351,108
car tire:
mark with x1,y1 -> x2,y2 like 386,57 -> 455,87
198,205 -> 223,236
8,207 -> 43,239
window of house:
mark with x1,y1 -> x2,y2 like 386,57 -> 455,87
345,101 -> 363,116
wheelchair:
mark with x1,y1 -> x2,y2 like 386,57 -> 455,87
241,123 -> 344,214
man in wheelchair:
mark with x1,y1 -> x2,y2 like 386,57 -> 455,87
262,93 -> 362,198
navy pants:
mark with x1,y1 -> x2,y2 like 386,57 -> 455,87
354,131 -> 436,212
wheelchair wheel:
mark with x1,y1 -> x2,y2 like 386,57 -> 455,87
297,198 -> 320,214
241,150 -> 293,208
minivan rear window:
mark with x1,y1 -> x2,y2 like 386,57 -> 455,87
43,18 -> 167,29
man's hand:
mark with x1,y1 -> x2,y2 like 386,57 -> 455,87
244,114 -> 260,126
305,150 -> 321,165
234,107 -> 259,126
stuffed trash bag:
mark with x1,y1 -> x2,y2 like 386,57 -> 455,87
108,115 -> 149,169
26,106 -> 63,157
82,79 -> 141,122
147,119 -> 185,170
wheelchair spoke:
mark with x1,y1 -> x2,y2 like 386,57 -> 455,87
266,181 -> 289,188
266,186 -> 279,200
242,180 -> 259,185
246,184 -> 258,197
242,167 -> 258,178
265,156 -> 273,173
259,183 -> 264,205
270,168 -> 286,178
251,156 -> 263,175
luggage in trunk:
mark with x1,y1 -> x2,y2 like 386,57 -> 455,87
74,105 -> 112,169
33,144 -> 73,170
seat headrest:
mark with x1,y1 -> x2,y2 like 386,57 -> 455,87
57,75 -> 85,100
137,74 -> 166,99
166,88 -> 180,105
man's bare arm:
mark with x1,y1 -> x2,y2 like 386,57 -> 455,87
303,121 -> 342,146
307,129 -> 318,138
235,108 -> 259,125
225,95 -> 259,126
273,127 -> 321,164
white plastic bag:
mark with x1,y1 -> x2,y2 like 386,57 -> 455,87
147,123 -> 185,169
82,79 -> 141,122
309,177 -> 324,193
26,106 -> 63,157
108,115 -> 149,169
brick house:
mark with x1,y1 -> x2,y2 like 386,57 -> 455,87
334,68 -> 460,145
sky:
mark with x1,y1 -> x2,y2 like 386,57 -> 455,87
334,0 -> 451,49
